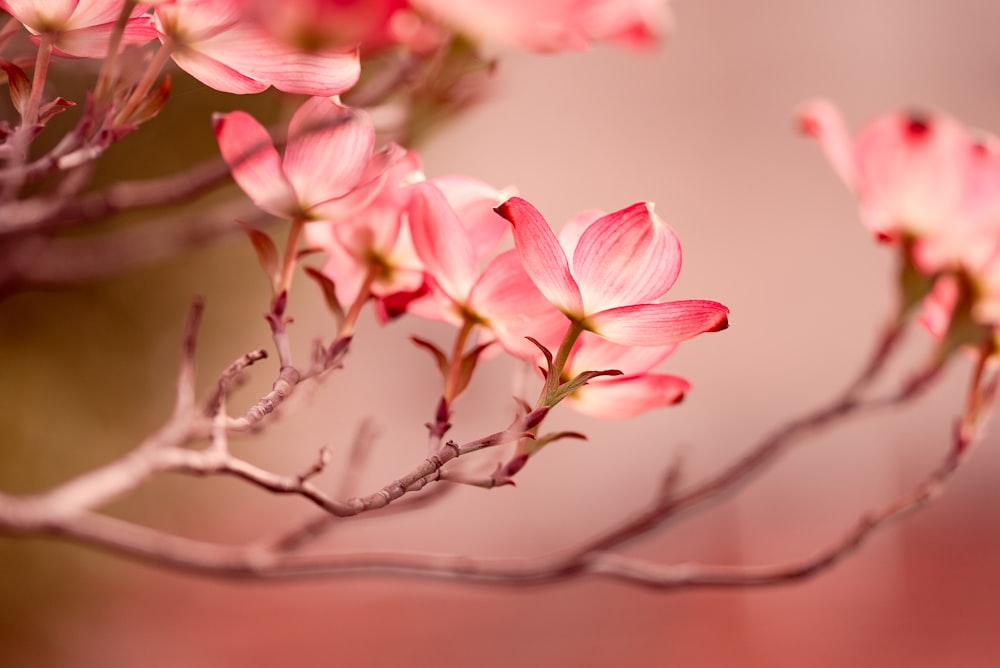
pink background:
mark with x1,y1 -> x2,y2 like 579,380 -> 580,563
3,0 -> 1000,666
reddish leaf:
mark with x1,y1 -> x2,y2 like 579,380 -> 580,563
238,221 -> 280,287
304,266 -> 345,324
410,336 -> 448,379
1,59 -> 30,117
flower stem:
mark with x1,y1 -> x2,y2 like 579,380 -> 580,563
95,0 -> 136,101
538,320 -> 584,408
23,32 -> 55,128
277,217 -> 306,295
444,318 -> 476,403
338,263 -> 380,338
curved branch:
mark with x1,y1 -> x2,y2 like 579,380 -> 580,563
29,424 -> 972,587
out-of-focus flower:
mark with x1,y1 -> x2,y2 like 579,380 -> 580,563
562,333 -> 688,419
155,0 -> 360,95
797,98 -> 1000,245
1,0 -> 156,57
800,99 -> 1000,351
214,96 -> 399,221
495,197 -> 729,347
235,0 -> 412,53
410,0 -> 671,52
306,149 -> 426,315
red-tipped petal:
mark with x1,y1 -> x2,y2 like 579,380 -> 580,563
856,110 -> 971,237
797,97 -> 858,190
569,373 -> 689,420
586,299 -> 730,346
214,110 -> 297,217
495,196 -> 584,317
568,331 -> 677,375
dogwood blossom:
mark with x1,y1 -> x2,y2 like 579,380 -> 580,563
305,149 -> 426,315
495,197 -> 729,347
800,99 -> 1000,348
214,96 -> 398,221
797,98 -> 1000,246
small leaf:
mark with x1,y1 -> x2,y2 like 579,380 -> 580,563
304,266 -> 346,324
522,430 -> 587,456
296,246 -> 323,261
410,336 -> 449,379
127,75 -> 171,126
549,368 -> 623,406
452,342 -> 493,399
239,221 -> 280,288
1,59 -> 30,117
38,96 -> 75,123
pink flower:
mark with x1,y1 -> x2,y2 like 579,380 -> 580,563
410,0 -> 670,52
214,96 -> 399,221
407,181 -> 567,358
562,333 -> 688,419
495,197 -> 729,347
797,98 -> 1000,245
1,0 -> 157,57
306,149 -> 427,314
155,0 -> 360,95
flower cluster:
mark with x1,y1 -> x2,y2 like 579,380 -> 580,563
1,0 -> 716,482
215,93 -> 728,418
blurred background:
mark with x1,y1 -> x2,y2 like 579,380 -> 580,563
3,0 -> 1000,665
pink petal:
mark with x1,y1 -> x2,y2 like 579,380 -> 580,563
67,0 -> 138,29
53,15 -> 157,57
3,0 -> 78,31
432,175 -> 512,260
577,0 -> 671,51
193,20 -> 360,96
307,142 -> 405,221
856,110 -> 971,237
282,97 -> 374,211
155,0 -> 240,43
408,182 -> 479,303
495,196 -> 584,317
797,98 -> 859,191
569,373 -> 690,420
213,111 -> 297,217
572,201 -> 682,312
558,209 -> 604,255
585,299 -> 730,346
568,331 -> 676,375
469,249 -> 569,359
316,223 -> 369,308
172,47 -> 268,94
